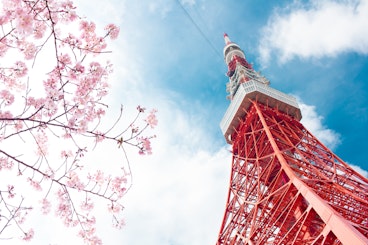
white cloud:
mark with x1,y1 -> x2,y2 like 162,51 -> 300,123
107,76 -> 232,244
259,0 -> 368,65
181,0 -> 196,6
120,146 -> 230,244
350,164 -> 368,178
82,83 -> 232,244
297,100 -> 368,177
74,0 -> 125,25
299,101 -> 341,149
148,0 -> 173,17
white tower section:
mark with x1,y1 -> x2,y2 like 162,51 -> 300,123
223,33 -> 270,99
223,33 -> 245,65
220,34 -> 302,143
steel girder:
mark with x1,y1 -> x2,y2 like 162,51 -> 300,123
216,101 -> 368,245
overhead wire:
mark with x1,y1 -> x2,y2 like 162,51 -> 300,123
175,0 -> 223,59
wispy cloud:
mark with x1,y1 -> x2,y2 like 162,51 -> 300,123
120,146 -> 230,244
259,0 -> 368,65
350,164 -> 368,178
299,101 -> 341,149
181,0 -> 197,7
148,0 -> 174,18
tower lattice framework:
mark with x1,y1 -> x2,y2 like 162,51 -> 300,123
217,34 -> 368,245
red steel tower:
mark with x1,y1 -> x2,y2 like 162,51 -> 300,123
217,34 -> 368,245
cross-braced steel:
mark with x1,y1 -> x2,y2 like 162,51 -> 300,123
217,101 -> 368,245
218,34 -> 368,245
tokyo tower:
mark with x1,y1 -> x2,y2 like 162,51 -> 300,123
216,34 -> 368,245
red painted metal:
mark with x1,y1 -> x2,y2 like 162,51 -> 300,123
216,101 -> 368,245
218,35 -> 368,244
227,55 -> 252,77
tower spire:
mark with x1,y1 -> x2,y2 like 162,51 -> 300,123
216,35 -> 368,245
223,33 -> 231,45
222,34 -> 270,101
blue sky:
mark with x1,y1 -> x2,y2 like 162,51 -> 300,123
10,0 -> 368,244
100,0 -> 368,166
108,1 -> 368,167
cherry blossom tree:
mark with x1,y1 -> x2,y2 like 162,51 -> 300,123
0,0 -> 157,243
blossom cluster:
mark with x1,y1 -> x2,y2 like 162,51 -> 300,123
0,0 -> 156,243
146,109 -> 158,128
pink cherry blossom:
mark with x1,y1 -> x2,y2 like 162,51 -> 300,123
23,229 -> 34,241
0,0 -> 156,243
138,137 -> 153,155
14,120 -> 23,131
145,109 -> 158,128
28,178 -> 42,191
16,210 -> 31,225
60,150 -> 74,158
108,203 -> 122,214
0,157 -> 13,170
111,176 -> 128,198
59,53 -> 72,66
105,24 -> 120,40
35,131 -> 48,156
21,42 -> 37,60
59,0 -> 77,22
113,217 -> 126,229
93,170 -> 105,185
0,41 -> 8,57
33,22 -> 47,39
40,198 -> 51,215
13,61 -> 28,77
15,10 -> 33,35
0,110 -> 13,119
0,90 -> 14,105
80,20 -> 96,33
81,198 -> 94,211
66,172 -> 85,190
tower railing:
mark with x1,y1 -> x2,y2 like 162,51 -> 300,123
220,80 -> 301,143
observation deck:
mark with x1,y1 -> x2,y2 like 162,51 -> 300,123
220,80 -> 302,144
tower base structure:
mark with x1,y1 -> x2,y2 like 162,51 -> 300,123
217,101 -> 368,245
